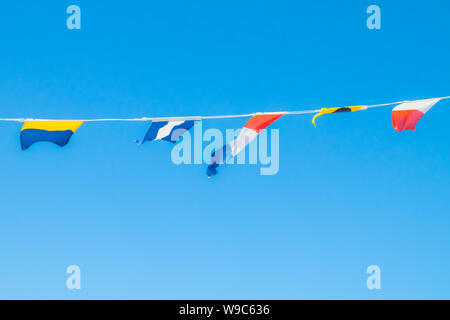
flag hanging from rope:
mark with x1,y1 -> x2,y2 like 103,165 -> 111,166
137,120 -> 199,144
20,121 -> 83,150
312,106 -> 367,126
392,98 -> 441,132
207,114 -> 283,177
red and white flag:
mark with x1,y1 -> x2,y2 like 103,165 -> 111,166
392,98 -> 441,132
228,114 -> 284,158
207,114 -> 284,177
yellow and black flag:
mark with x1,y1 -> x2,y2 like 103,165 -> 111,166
312,106 -> 367,127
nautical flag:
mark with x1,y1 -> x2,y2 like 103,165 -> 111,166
137,120 -> 198,144
20,121 -> 83,150
392,98 -> 441,132
207,114 -> 283,177
312,106 -> 367,126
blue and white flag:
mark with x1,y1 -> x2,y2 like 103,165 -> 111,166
137,120 -> 198,144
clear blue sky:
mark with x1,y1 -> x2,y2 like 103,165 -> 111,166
0,0 -> 449,299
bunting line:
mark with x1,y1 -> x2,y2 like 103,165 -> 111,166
0,96 -> 448,123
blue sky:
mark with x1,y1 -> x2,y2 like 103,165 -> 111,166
0,0 -> 449,299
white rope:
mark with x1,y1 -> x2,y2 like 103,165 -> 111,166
0,96 -> 448,123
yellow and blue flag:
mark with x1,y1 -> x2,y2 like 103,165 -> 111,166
20,121 -> 84,150
312,106 -> 367,127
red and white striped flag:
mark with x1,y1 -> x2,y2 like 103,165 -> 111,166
207,114 -> 283,177
392,98 -> 441,132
